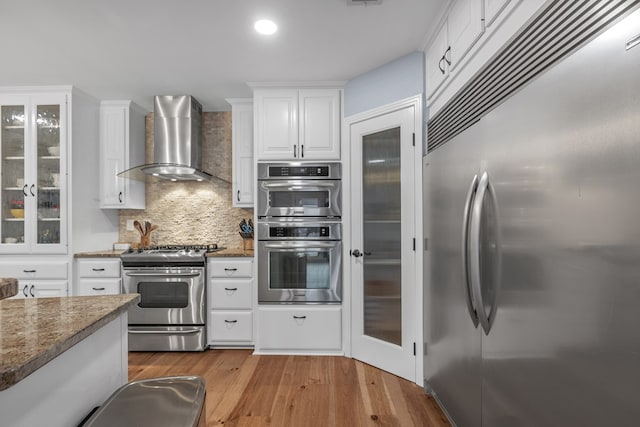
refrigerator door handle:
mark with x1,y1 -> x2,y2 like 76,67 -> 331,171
462,174 -> 480,328
469,171 -> 501,335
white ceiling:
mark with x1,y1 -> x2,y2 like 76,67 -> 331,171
0,0 -> 448,112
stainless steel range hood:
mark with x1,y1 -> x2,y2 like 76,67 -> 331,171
119,95 -> 213,181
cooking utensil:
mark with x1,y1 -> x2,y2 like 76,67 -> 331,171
133,220 -> 144,236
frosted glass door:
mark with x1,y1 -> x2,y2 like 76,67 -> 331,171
35,104 -> 61,245
1,104 -> 27,246
362,127 -> 402,345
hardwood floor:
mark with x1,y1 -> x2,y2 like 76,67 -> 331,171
129,350 -> 450,427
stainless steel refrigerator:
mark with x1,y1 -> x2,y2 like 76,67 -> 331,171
423,4 -> 640,427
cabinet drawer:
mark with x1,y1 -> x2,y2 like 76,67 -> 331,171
209,311 -> 253,342
0,261 -> 68,279
257,307 -> 341,351
209,279 -> 252,309
77,259 -> 121,278
77,278 -> 121,296
208,259 -> 253,278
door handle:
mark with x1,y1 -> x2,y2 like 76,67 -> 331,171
23,285 -> 29,297
444,46 -> 452,65
469,171 -> 501,335
30,184 -> 35,196
462,174 -> 480,328
119,191 -> 123,203
23,184 -> 28,197
128,328 -> 201,335
351,249 -> 363,258
29,285 -> 35,297
301,145 -> 304,158
237,190 -> 241,202
438,56 -> 446,74
124,272 -> 200,277
294,145 -> 297,158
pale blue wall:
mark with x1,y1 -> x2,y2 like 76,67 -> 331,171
344,51 -> 425,117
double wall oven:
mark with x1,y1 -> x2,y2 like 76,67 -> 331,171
257,162 -> 342,304
121,245 -> 219,351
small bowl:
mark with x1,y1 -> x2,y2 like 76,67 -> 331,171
47,146 -> 60,156
4,237 -> 17,244
10,209 -> 24,218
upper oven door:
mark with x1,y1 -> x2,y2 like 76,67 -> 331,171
257,180 -> 342,218
122,267 -> 205,325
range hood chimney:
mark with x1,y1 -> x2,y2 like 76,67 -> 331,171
119,95 -> 213,181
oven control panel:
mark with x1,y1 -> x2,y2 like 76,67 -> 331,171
269,226 -> 330,238
268,166 -> 329,177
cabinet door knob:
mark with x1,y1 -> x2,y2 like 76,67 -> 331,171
23,184 -> 28,197
237,190 -> 240,202
444,46 -> 452,65
293,145 -> 297,158
29,285 -> 35,297
301,145 -> 304,158
23,285 -> 29,297
30,184 -> 35,196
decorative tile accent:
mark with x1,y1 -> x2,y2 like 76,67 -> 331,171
119,112 -> 253,250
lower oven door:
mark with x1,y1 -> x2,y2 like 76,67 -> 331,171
258,240 -> 342,303
122,267 -> 205,325
128,326 -> 206,352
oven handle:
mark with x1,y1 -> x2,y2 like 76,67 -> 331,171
128,328 -> 202,335
263,242 -> 338,249
261,182 -> 337,188
124,272 -> 201,277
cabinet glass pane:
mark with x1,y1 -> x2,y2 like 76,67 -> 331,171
1,105 -> 26,244
36,104 -> 61,244
362,127 -> 402,346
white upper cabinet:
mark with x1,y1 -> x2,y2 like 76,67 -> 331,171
426,0 -> 484,99
255,88 -> 341,161
448,0 -> 485,71
227,98 -> 254,207
484,0 -> 511,27
426,21 -> 450,99
0,92 -> 68,254
99,100 -> 145,209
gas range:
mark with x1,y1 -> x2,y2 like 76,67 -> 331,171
120,244 -> 223,267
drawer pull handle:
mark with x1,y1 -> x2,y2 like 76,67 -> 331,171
23,285 -> 29,297
92,287 -> 106,291
29,285 -> 35,297
92,268 -> 105,272
224,268 -> 238,271
224,287 -> 238,291
23,269 -> 36,273
293,316 -> 307,320
224,320 -> 238,324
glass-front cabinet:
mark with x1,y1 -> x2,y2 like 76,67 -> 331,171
0,94 -> 67,253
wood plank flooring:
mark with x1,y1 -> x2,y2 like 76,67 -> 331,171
129,350 -> 451,427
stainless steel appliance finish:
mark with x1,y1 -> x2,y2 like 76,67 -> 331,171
121,245 -> 219,351
424,9 -> 640,427
257,162 -> 342,218
83,376 -> 206,427
119,95 -> 212,181
257,220 -> 342,303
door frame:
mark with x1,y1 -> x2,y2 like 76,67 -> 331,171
341,94 -> 424,384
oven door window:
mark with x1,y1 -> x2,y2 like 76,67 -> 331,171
269,250 -> 330,290
137,281 -> 189,308
270,190 -> 329,208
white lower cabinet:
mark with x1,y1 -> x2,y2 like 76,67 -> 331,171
256,306 -> 342,354
76,258 -> 121,296
207,257 -> 254,347
0,259 -> 68,298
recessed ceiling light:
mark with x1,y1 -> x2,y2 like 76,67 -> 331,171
255,19 -> 277,35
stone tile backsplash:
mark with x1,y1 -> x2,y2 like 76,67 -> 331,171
119,112 -> 253,250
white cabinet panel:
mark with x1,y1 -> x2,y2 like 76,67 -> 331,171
0,260 -> 68,279
257,306 -> 342,352
77,259 -> 121,277
426,21 -> 450,99
208,259 -> 253,278
255,88 -> 341,160
485,0 -> 511,27
99,100 -> 145,209
76,278 -> 121,296
209,278 -> 252,309
13,280 -> 67,299
448,0 -> 485,71
228,99 -> 254,207
209,311 -> 253,343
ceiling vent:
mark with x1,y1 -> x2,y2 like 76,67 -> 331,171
347,0 -> 382,5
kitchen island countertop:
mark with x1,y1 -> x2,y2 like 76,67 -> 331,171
0,278 -> 18,300
0,294 -> 139,391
